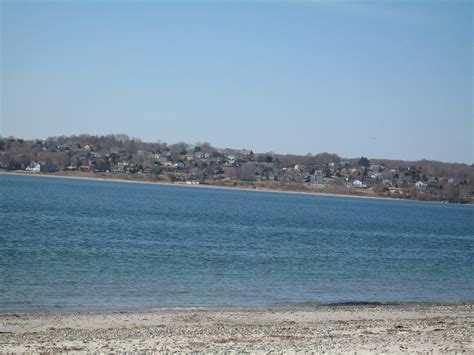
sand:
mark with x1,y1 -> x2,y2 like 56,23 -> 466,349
1,304 -> 472,353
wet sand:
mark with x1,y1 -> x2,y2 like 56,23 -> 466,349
1,304 -> 472,353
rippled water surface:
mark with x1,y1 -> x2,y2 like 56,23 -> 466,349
1,174 -> 473,310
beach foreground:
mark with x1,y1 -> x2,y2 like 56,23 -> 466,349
1,304 -> 472,353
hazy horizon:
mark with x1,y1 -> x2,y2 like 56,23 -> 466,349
1,0 -> 472,164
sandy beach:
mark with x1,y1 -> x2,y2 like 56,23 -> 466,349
1,304 -> 472,353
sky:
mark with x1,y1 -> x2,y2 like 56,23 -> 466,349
1,0 -> 472,163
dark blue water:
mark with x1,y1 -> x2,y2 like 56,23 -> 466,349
1,174 -> 473,310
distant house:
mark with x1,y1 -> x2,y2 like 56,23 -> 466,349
112,162 -> 128,173
340,161 -> 352,169
310,170 -> 324,185
353,179 -> 366,188
116,161 -> 129,168
148,153 -> 161,159
112,167 -> 126,173
184,153 -> 194,161
175,161 -> 185,170
294,165 -> 303,173
388,187 -> 402,195
427,179 -> 439,188
156,157 -> 169,165
57,144 -> 71,151
25,161 -> 41,173
415,181 -> 427,188
80,159 -> 93,171
225,155 -> 236,163
40,164 -> 57,173
217,148 -> 251,160
193,151 -> 210,160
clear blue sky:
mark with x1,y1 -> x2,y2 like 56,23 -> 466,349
1,0 -> 472,163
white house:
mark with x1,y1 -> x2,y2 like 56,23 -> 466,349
294,164 -> 304,173
353,179 -> 366,188
25,161 -> 41,173
415,181 -> 427,188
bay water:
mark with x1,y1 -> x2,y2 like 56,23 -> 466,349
1,174 -> 473,310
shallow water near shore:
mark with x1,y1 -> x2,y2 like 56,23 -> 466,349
1,174 -> 473,311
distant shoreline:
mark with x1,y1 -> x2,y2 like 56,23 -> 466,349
0,170 -> 447,204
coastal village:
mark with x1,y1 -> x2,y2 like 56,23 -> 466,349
1,135 -> 472,203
